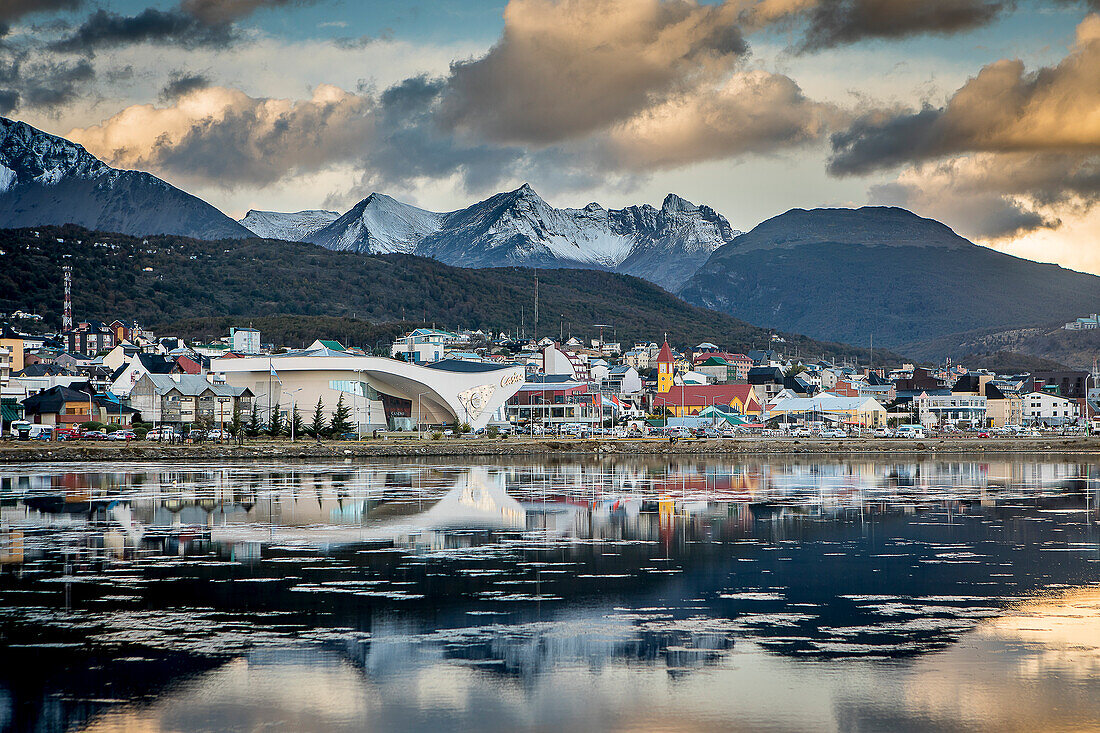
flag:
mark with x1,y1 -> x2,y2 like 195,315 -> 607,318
269,360 -> 282,384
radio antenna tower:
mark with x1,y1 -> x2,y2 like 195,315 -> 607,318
62,265 -> 73,332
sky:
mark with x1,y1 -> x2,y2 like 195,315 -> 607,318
4,0 -> 1100,274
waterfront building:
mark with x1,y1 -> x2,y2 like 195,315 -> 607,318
212,344 -> 524,432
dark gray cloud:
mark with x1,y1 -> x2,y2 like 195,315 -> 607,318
49,8 -> 235,54
0,50 -> 94,113
1,0 -> 82,24
179,0 -> 320,24
797,0 -> 1007,51
829,106 -> 944,175
160,72 -> 211,101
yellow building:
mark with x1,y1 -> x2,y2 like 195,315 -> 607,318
0,334 -> 23,374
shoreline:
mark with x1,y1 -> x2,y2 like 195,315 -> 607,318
1,436 -> 1098,462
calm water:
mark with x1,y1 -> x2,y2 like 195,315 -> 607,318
1,457 -> 1099,732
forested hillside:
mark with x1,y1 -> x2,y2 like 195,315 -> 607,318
0,225 -> 892,360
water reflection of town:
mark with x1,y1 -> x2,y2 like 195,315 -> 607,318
2,459 -> 1097,555
1,460 -> 1100,733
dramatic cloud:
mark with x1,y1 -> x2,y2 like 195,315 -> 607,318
871,152 -> 1100,238
830,14 -> 1100,175
607,69 -> 838,168
180,0 -> 320,24
440,0 -> 748,145
0,0 -> 82,24
49,8 -> 236,54
797,0 -> 1006,51
68,84 -> 373,187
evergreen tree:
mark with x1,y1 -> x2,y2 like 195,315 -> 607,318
309,397 -> 326,439
245,404 -> 261,437
267,402 -> 284,437
290,404 -> 304,440
228,406 -> 243,437
329,394 -> 353,437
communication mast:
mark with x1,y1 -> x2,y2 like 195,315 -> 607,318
62,265 -> 73,332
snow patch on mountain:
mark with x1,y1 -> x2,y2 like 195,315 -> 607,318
240,209 -> 339,241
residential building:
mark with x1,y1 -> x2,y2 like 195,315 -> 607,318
64,321 -> 116,356
110,353 -> 181,397
985,384 -> 1023,427
599,365 -> 643,396
0,346 -> 10,387
390,328 -> 456,365
0,326 -> 24,374
1022,391 -> 1079,426
21,384 -> 136,427
1029,371 -> 1090,399
229,327 -> 261,354
914,391 -> 987,427
129,373 -> 253,427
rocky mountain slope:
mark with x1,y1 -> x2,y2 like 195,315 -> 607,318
679,207 -> 1100,347
0,117 -> 251,240
307,184 -> 739,291
238,209 -> 339,241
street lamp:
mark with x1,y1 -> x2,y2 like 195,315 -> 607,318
416,392 -> 430,440
287,387 -> 304,442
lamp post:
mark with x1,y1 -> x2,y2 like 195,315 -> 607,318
416,392 -> 430,440
288,387 -> 303,442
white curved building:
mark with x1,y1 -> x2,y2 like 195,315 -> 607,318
211,345 -> 524,432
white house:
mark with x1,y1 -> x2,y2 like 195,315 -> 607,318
1022,391 -> 1079,426
230,327 -> 261,354
914,392 -> 987,427
390,328 -> 455,365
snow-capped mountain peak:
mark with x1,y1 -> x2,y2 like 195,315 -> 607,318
0,117 -> 108,189
239,209 -> 339,241
299,184 -> 740,290
0,117 -> 251,240
308,191 -> 443,254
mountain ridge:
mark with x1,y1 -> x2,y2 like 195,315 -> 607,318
679,206 -> 1100,347
303,183 -> 740,291
0,117 -> 252,240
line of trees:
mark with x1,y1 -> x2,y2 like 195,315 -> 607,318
235,394 -> 357,439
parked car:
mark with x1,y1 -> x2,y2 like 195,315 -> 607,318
206,429 -> 225,440
873,427 -> 893,438
896,425 -> 926,439
789,427 -> 812,438
82,430 -> 109,440
820,428 -> 847,438
337,431 -> 358,440
108,430 -> 135,441
187,429 -> 206,440
145,428 -> 176,441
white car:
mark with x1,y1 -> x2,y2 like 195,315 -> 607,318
819,428 -> 847,438
789,427 -> 812,438
873,427 -> 893,438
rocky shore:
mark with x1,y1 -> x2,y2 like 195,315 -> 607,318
1,436 -> 1098,462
